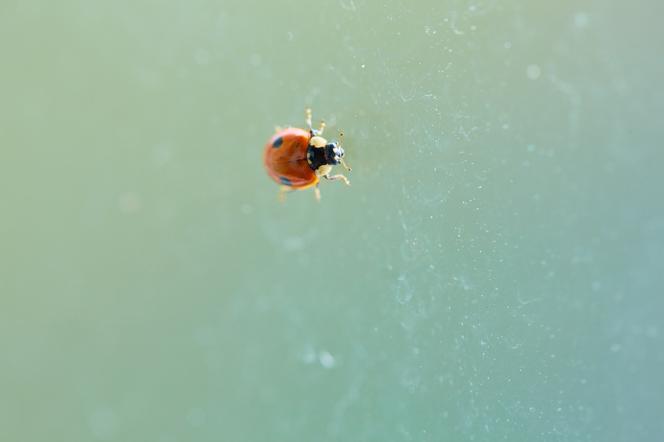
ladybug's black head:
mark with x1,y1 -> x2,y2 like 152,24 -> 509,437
324,142 -> 345,166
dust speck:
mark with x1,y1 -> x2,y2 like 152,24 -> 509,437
89,408 -> 118,439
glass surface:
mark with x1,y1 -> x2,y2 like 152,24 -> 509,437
1,0 -> 662,440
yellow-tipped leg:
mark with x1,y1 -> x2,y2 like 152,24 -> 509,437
324,174 -> 351,186
278,185 -> 292,203
305,108 -> 313,130
314,185 -> 321,202
305,108 -> 326,136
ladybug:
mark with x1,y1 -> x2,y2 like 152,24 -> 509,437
264,108 -> 351,201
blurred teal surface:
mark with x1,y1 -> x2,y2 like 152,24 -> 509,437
1,0 -> 663,441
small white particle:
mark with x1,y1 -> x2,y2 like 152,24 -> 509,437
193,327 -> 215,347
395,274 -> 414,304
119,192 -> 141,213
194,49 -> 210,65
526,64 -> 541,80
361,64 -> 366,69
301,345 -> 317,364
186,408 -> 206,428
646,326 -> 659,338
339,0 -> 357,12
283,236 -> 305,251
319,351 -> 336,369
574,12 -> 589,28
504,41 -> 512,49
152,143 -> 173,166
249,53 -> 262,67
89,408 -> 117,438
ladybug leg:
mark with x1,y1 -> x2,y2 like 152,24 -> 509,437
324,174 -> 351,186
306,108 -> 326,136
278,185 -> 293,203
305,108 -> 313,131
314,184 -> 321,201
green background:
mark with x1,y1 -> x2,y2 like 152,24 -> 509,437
1,0 -> 662,440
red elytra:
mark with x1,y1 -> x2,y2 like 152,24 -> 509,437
263,127 -> 318,190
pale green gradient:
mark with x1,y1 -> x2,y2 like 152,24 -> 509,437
1,0 -> 663,441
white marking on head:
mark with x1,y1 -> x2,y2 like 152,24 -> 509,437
310,136 -> 327,148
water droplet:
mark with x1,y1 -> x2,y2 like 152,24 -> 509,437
526,64 -> 541,80
574,12 -> 589,28
319,351 -> 336,368
119,192 -> 141,213
249,53 -> 262,67
89,408 -> 118,438
194,49 -> 210,65
186,408 -> 206,427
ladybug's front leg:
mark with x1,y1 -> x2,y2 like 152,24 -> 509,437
305,108 -> 325,136
324,174 -> 351,186
316,120 -> 326,136
314,184 -> 321,202
305,108 -> 313,131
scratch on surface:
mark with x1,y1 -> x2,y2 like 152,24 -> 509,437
516,295 -> 543,306
548,74 -> 581,146
327,372 -> 365,437
327,64 -> 356,88
339,0 -> 357,12
397,209 -> 409,235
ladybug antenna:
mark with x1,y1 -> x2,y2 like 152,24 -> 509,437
338,132 -> 351,171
